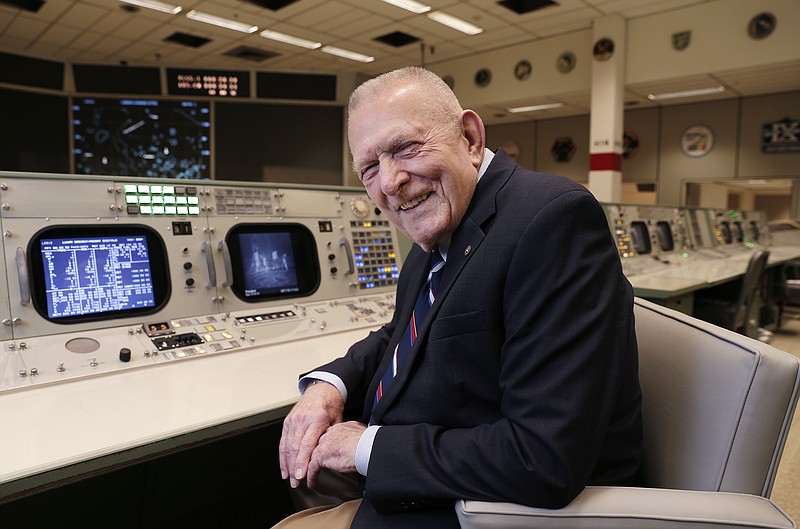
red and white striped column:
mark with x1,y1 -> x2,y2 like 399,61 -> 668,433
588,14 -> 626,202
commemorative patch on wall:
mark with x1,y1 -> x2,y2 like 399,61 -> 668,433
762,117 -> 800,153
680,124 -> 714,158
551,137 -> 576,162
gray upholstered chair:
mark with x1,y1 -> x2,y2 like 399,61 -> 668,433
457,297 -> 800,529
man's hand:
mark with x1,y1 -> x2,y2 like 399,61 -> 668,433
279,381 -> 345,488
307,421 -> 367,489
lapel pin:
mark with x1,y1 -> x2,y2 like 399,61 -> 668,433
464,245 -> 472,256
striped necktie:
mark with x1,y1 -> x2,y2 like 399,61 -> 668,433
371,249 -> 445,422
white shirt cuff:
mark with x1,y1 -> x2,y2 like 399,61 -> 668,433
355,425 -> 381,476
299,371 -> 348,401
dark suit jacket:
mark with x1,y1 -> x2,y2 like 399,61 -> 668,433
317,150 -> 642,528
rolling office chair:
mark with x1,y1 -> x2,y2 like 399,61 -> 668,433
457,298 -> 800,529
693,249 -> 770,337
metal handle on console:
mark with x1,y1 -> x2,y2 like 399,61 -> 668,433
218,240 -> 233,287
201,241 -> 217,288
15,247 -> 30,306
339,237 -> 355,276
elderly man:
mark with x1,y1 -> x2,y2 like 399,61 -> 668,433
274,66 -> 642,529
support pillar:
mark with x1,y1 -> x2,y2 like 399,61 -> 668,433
588,14 -> 626,202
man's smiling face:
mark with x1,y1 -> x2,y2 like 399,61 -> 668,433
349,83 -> 482,252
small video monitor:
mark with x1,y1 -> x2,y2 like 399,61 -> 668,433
749,221 -> 761,242
720,221 -> 733,244
28,225 -> 170,323
629,221 -> 652,255
225,223 -> 320,302
732,221 -> 744,243
655,221 -> 674,252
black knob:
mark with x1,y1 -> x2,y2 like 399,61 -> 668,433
185,278 -> 195,287
330,267 -> 338,274
183,262 -> 193,270
328,253 -> 336,261
119,348 -> 132,362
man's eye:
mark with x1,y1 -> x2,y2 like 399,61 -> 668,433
360,165 -> 378,181
397,142 -> 420,157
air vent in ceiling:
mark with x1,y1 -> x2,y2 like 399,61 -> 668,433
374,31 -> 421,47
224,46 -> 280,62
0,0 -> 45,12
241,0 -> 298,10
164,32 -> 211,48
497,0 -> 558,15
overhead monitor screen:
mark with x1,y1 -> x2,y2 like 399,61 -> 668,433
72,97 -> 211,179
226,223 -> 320,302
28,226 -> 170,323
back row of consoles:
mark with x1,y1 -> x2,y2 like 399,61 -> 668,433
0,173 -> 794,396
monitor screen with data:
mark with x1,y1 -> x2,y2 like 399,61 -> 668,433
29,226 -> 170,323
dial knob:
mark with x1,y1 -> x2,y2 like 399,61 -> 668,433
350,197 -> 370,218
119,348 -> 132,362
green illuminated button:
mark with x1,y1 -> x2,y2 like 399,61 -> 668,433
176,196 -> 188,205
125,195 -> 138,204
187,196 -> 199,205
151,185 -> 162,194
177,206 -> 189,215
138,195 -> 151,204
140,205 -> 153,214
165,206 -> 177,215
124,184 -> 137,193
138,185 -> 149,193
164,196 -> 176,204
189,206 -> 200,215
163,186 -> 175,194
153,205 -> 165,215
152,196 -> 164,204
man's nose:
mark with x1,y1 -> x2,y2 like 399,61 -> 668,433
379,160 -> 410,196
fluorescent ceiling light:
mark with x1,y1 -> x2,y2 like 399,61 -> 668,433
119,0 -> 181,14
427,11 -> 483,35
260,30 -> 321,49
381,0 -> 431,14
506,102 -> 564,113
321,46 -> 374,63
185,10 -> 258,33
647,86 -> 725,101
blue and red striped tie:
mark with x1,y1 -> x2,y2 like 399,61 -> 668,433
371,250 -> 445,423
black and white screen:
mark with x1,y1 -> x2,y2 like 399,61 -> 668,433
40,235 -> 156,319
72,97 -> 211,179
239,232 -> 299,297
225,223 -> 320,303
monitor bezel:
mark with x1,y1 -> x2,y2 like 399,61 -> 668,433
27,224 -> 171,324
225,223 -> 320,303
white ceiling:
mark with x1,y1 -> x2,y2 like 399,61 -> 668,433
0,0 -> 798,124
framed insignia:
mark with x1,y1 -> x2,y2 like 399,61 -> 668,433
551,137 -> 576,162
514,60 -> 532,81
680,125 -> 715,158
762,117 -> 800,154
475,68 -> 492,87
672,31 -> 691,51
556,51 -> 576,73
593,38 -> 614,61
748,12 -> 776,39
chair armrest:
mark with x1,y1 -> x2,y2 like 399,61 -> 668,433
456,486 -> 796,529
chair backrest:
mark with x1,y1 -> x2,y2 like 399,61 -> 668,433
634,297 -> 800,497
733,249 -> 770,331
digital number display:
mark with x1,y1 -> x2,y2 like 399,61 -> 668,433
167,68 -> 250,98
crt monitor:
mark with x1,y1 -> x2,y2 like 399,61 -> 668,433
629,221 -> 652,255
655,221 -> 674,252
27,225 -> 170,323
225,223 -> 320,302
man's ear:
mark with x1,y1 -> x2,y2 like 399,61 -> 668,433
460,109 -> 486,168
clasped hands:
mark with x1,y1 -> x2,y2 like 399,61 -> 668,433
279,381 -> 367,488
